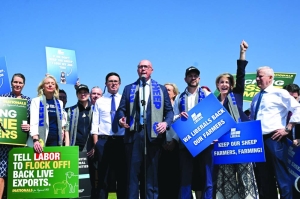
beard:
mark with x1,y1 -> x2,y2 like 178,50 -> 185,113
187,81 -> 198,88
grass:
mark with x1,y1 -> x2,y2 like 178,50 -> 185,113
108,193 -> 117,199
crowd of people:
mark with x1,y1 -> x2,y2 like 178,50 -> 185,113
0,40 -> 300,199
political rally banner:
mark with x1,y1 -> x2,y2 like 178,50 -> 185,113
8,146 -> 79,198
214,72 -> 296,102
77,152 -> 92,198
214,120 -> 265,164
0,97 -> 28,145
172,94 -> 236,157
45,47 -> 78,85
0,57 -> 11,95
287,139 -> 300,193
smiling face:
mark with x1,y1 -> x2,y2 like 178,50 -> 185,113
217,76 -> 231,95
137,60 -> 153,81
11,76 -> 25,95
185,72 -> 200,88
77,89 -> 90,102
43,77 -> 56,96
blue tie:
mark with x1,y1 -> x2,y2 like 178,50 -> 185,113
254,90 -> 265,120
111,94 -> 118,133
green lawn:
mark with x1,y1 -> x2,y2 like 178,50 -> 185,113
108,193 -> 117,199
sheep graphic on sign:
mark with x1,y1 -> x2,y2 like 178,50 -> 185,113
52,171 -> 79,194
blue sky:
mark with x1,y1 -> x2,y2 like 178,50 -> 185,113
1,0 -> 299,109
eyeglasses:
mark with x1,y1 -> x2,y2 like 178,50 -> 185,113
138,65 -> 151,70
107,80 -> 119,84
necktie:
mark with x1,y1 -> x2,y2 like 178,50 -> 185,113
111,94 -> 118,133
254,90 -> 265,120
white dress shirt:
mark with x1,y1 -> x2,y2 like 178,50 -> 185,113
139,79 -> 150,124
91,92 -> 124,136
251,85 -> 300,135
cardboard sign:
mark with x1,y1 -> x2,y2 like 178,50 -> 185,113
8,146 -> 79,198
287,139 -> 300,192
0,57 -> 11,95
172,94 -> 236,157
0,97 -> 27,145
45,47 -> 78,85
214,120 -> 265,164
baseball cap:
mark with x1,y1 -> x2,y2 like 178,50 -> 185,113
185,66 -> 200,77
76,84 -> 89,94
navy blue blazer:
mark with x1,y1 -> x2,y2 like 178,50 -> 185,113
114,79 -> 174,144
218,60 -> 249,122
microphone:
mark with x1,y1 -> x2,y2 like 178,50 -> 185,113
141,74 -> 146,86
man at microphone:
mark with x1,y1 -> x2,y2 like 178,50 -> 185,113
115,60 -> 174,199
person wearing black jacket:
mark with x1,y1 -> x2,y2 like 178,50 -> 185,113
215,41 -> 258,199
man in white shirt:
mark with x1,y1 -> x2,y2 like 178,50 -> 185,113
251,66 -> 300,199
90,86 -> 103,107
91,72 -> 126,199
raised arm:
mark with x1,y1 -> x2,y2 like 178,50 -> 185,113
234,40 -> 248,93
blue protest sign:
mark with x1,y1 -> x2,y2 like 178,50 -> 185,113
213,120 -> 265,164
287,139 -> 300,192
45,47 -> 78,85
0,57 -> 11,95
172,94 -> 236,157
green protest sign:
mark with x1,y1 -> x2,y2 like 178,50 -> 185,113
0,97 -> 27,145
8,146 -> 79,198
214,72 -> 296,102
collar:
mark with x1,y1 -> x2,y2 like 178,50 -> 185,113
185,86 -> 200,96
9,92 -> 24,98
77,100 -> 92,110
262,84 -> 274,93
139,78 -> 151,86
103,92 -> 120,98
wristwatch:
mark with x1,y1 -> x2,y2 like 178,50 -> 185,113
285,127 -> 292,133
33,139 -> 39,143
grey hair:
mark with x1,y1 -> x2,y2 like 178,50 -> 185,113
257,66 -> 274,79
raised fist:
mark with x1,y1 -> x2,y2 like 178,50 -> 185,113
240,40 -> 248,52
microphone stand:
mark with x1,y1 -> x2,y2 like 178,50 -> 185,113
141,80 -> 147,199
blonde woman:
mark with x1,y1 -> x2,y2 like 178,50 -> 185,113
159,83 -> 180,198
215,41 -> 258,199
28,75 -> 69,153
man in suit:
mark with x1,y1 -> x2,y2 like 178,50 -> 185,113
115,59 -> 174,199
251,67 -> 300,199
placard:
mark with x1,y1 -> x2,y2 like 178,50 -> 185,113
0,57 -> 11,95
172,94 -> 236,157
45,47 -> 78,85
0,97 -> 27,145
8,146 -> 79,198
214,120 -> 265,164
287,139 -> 300,192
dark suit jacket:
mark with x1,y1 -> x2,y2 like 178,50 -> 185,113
114,79 -> 174,144
218,60 -> 249,122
